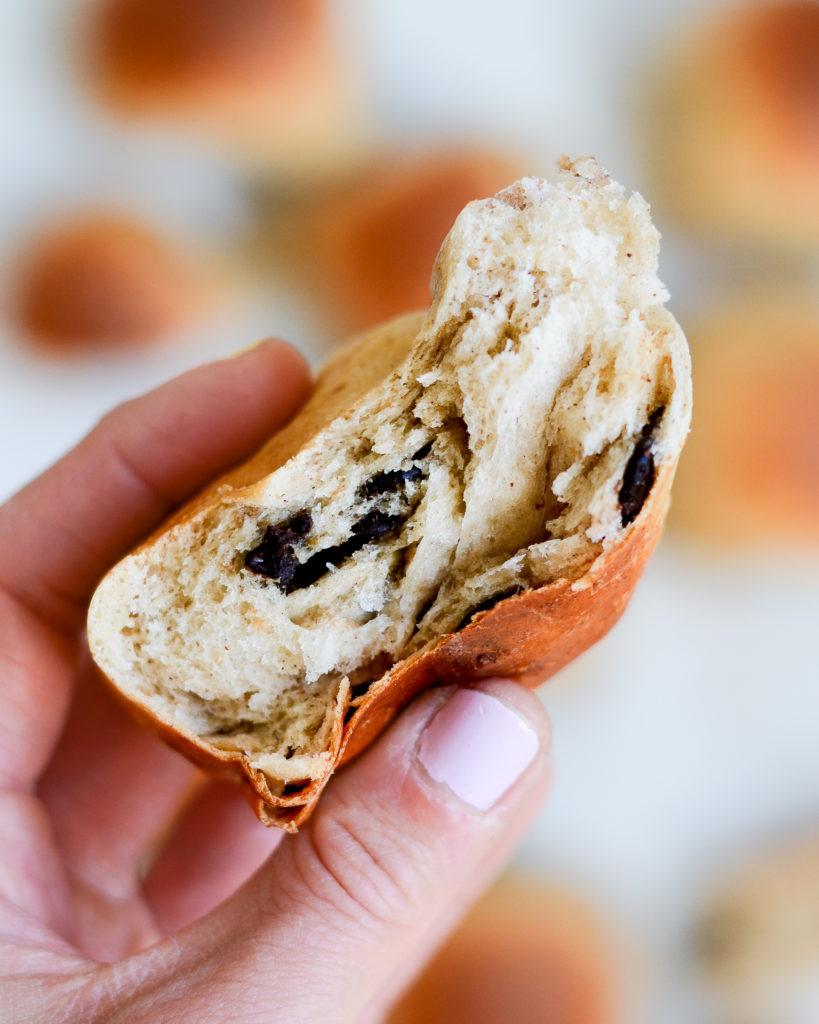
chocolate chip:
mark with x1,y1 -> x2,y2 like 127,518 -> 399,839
351,508 -> 404,542
286,511 -> 312,537
244,511 -> 314,587
359,441 -> 433,499
244,507 -> 406,593
289,509 -> 405,590
618,406 -> 665,526
361,464 -> 423,498
244,444 -> 432,593
456,587 -> 522,631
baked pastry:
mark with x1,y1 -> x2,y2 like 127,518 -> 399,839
88,0 -> 368,176
389,874 -> 621,1023
671,294 -> 819,546
299,149 -> 524,334
12,212 -> 207,350
88,158 -> 692,830
647,1 -> 819,248
698,840 -> 819,1022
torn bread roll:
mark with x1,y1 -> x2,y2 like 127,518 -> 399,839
88,158 -> 691,831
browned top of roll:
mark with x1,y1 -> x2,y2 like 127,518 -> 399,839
306,150 -> 523,333
92,0 -> 325,109
734,1 -> 819,157
13,213 -> 201,349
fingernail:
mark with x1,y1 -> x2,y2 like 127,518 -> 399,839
417,688 -> 540,811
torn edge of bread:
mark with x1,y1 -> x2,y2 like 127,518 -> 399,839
88,157 -> 691,825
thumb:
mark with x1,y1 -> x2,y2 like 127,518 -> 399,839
113,680 -> 551,1023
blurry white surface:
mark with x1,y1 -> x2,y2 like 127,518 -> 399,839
523,546 -> 819,1022
1,2 -> 816,1023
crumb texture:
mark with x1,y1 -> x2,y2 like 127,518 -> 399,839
89,157 -> 691,795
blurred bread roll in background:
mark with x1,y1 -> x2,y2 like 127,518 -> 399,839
296,148 -> 523,335
11,212 -> 210,351
89,0 -> 368,176
697,839 -> 819,1023
648,1 -> 819,248
389,876 -> 621,1024
671,295 -> 819,547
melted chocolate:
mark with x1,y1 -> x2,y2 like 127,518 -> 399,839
618,407 -> 664,526
244,443 -> 435,593
243,511 -> 313,590
358,441 -> 434,499
244,508 -> 406,594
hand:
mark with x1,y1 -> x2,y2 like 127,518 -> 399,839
0,342 -> 551,1024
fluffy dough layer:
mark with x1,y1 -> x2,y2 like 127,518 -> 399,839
88,157 -> 691,829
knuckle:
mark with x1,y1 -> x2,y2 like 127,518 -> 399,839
293,801 -> 426,931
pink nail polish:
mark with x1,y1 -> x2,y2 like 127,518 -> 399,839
417,688 -> 539,811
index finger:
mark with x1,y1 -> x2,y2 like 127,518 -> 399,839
0,340 -> 310,634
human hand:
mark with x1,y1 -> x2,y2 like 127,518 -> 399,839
0,342 -> 551,1024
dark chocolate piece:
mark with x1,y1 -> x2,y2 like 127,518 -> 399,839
287,509 -> 404,592
244,441 -> 431,593
456,587 -> 523,631
244,511 -> 314,588
244,508 -> 406,594
359,441 -> 434,499
618,406 -> 665,526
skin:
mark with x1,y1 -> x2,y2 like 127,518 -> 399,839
0,341 -> 552,1023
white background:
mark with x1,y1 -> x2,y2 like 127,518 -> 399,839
1,2 -> 817,1021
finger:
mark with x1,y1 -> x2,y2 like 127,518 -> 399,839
0,340 -> 310,634
113,680 -> 551,1024
142,782 -> 283,936
39,661 -> 196,912
0,590 -> 75,788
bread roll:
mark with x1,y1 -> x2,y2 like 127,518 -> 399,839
671,295 -> 819,547
12,212 -> 206,350
648,1 -> 819,248
88,157 -> 691,830
698,840 -> 819,1022
301,149 -> 524,333
389,875 -> 621,1024
89,0 -> 367,175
